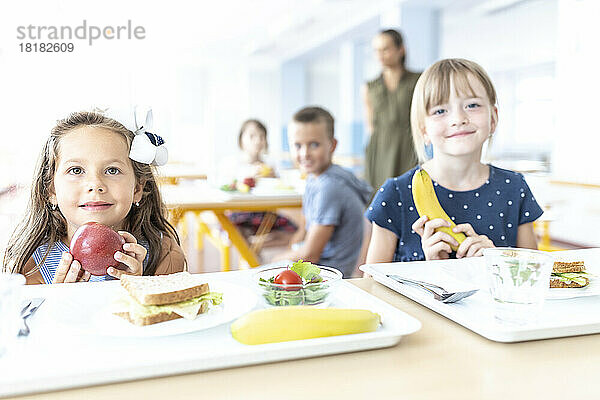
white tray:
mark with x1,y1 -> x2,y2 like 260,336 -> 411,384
0,270 -> 420,397
361,248 -> 600,343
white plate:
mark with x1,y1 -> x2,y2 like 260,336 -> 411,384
547,283 -> 600,300
547,253 -> 600,300
51,280 -> 257,337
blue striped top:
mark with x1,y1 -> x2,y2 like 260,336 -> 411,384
32,240 -> 150,283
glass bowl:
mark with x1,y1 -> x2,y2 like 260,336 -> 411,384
254,265 -> 343,307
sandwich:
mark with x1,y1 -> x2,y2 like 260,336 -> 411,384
550,261 -> 589,288
113,272 -> 223,326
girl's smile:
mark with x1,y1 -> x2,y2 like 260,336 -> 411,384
446,129 -> 476,139
79,201 -> 113,211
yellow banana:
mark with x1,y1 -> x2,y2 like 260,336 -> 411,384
230,306 -> 381,345
411,169 -> 466,251
258,164 -> 273,177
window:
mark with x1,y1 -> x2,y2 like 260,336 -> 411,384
488,63 -> 555,169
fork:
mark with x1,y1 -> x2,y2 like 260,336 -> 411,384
387,275 -> 478,303
18,298 -> 45,337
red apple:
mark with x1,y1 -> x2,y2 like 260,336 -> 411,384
70,222 -> 126,276
243,177 -> 256,188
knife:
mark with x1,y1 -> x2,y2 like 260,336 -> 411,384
18,297 -> 45,337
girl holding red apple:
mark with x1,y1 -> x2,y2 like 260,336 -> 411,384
2,108 -> 186,283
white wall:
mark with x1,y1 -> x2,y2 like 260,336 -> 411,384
306,50 -> 342,150
440,0 -> 558,160
440,0 -> 557,70
306,51 -> 341,121
247,66 -> 283,165
553,0 -> 600,184
439,0 -> 600,185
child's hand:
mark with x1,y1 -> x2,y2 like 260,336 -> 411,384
452,223 -> 494,258
107,231 -> 147,279
412,216 -> 459,260
52,252 -> 91,283
251,164 -> 263,177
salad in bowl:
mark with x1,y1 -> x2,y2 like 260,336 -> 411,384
255,260 -> 343,307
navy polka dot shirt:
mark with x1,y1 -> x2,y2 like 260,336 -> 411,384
365,165 -> 543,262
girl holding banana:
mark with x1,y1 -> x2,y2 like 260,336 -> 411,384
365,58 -> 542,262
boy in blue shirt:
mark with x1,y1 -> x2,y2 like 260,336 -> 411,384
275,106 -> 372,277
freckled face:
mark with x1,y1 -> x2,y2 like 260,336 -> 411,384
50,127 -> 142,241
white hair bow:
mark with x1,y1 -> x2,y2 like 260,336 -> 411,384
129,107 -> 168,166
102,106 -> 168,166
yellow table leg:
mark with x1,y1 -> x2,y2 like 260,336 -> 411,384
194,212 -> 232,271
541,220 -> 551,249
168,208 -> 185,226
194,212 -> 207,251
179,212 -> 189,241
213,211 -> 260,268
535,220 -> 565,251
221,241 -> 231,272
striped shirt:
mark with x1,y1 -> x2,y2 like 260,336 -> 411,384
32,240 -> 150,284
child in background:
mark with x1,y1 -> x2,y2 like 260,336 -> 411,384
237,119 -> 276,179
218,119 -> 277,186
229,119 -> 297,244
2,109 -> 186,283
366,58 -> 542,263
275,106 -> 372,277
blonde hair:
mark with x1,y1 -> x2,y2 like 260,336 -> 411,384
410,58 -> 498,162
2,111 -> 182,276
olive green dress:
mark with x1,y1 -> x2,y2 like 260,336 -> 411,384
365,71 -> 421,191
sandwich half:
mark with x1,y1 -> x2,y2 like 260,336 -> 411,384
550,261 -> 589,288
113,272 -> 223,326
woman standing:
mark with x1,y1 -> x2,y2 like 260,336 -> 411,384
363,29 -> 421,191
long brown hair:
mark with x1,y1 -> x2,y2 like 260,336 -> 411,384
2,111 -> 182,276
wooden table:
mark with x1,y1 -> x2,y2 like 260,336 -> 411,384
10,277 -> 600,400
161,184 -> 302,269
155,164 -> 208,185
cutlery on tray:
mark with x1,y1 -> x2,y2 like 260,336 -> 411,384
19,298 -> 45,337
387,275 -> 478,303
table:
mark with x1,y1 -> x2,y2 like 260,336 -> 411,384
156,164 -> 207,185
161,184 -> 302,269
7,277 -> 600,400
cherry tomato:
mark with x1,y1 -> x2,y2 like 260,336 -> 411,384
273,269 -> 303,291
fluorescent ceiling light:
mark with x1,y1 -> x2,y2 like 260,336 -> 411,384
474,0 -> 530,15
